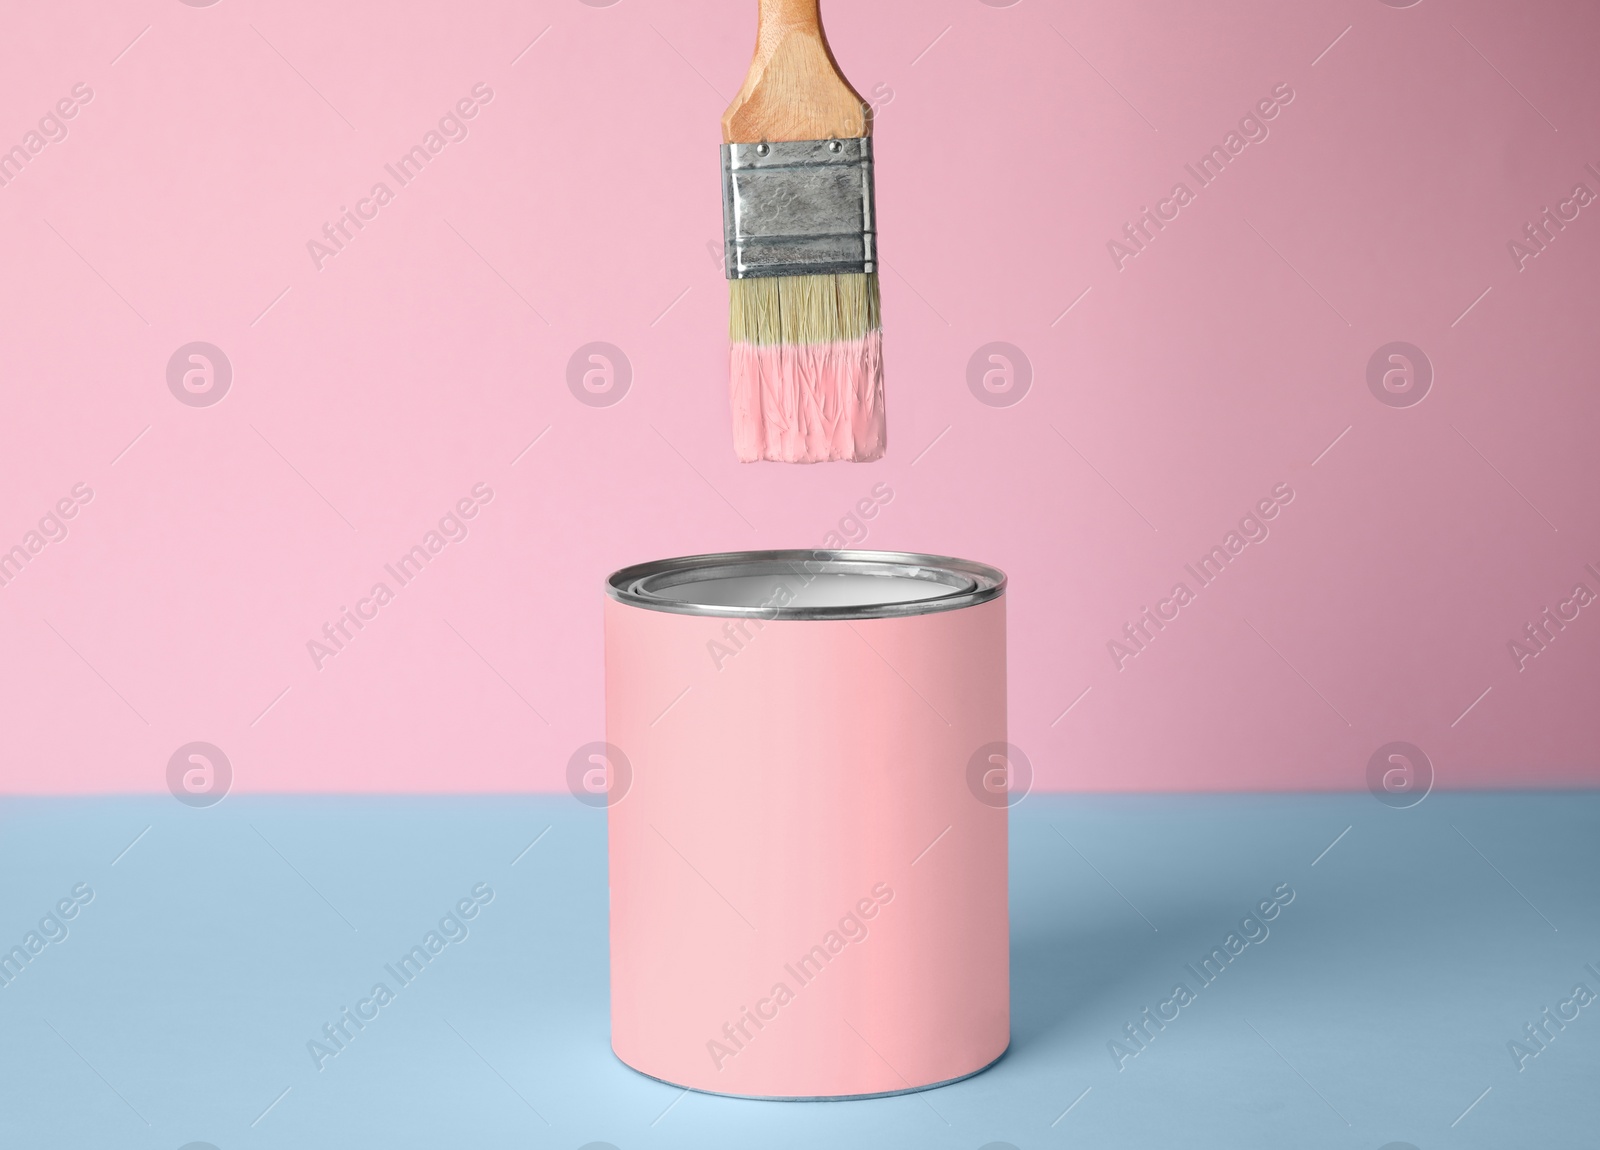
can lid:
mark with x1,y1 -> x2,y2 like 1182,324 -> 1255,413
606,550 -> 1005,620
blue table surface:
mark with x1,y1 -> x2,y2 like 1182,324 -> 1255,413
1,792 -> 1595,1150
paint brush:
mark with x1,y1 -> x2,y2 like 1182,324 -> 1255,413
721,0 -> 884,463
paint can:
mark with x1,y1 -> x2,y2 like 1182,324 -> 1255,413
603,550 -> 1010,1099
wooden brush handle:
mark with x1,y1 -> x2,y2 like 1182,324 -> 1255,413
722,0 -> 870,144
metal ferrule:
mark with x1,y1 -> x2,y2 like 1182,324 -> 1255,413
720,138 -> 876,279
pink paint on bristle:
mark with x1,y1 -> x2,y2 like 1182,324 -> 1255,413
729,331 -> 886,463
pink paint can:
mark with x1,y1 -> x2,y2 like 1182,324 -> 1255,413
603,550 -> 1010,1099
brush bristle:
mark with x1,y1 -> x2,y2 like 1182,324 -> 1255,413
729,273 -> 881,345
728,272 -> 885,464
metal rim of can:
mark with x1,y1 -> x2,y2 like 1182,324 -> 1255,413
605,549 -> 1006,621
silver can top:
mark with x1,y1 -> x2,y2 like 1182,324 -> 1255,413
606,550 -> 1006,621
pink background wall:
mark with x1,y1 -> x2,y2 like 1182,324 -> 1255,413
3,0 -> 1598,795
